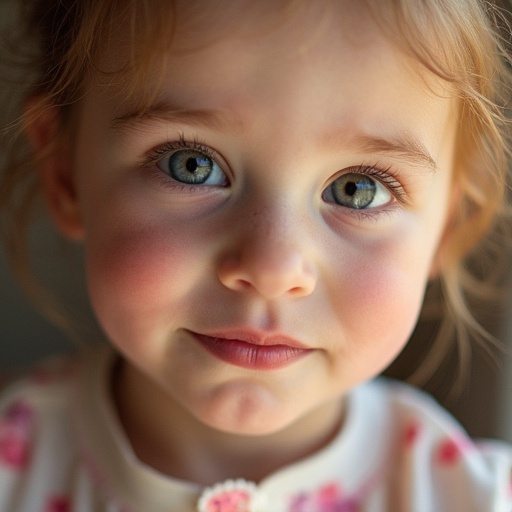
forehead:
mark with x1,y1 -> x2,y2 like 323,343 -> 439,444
169,0 -> 375,47
81,0 -> 456,170
94,0 -> 447,111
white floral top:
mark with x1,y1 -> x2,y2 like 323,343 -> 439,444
0,344 -> 511,512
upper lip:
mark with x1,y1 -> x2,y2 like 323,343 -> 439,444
190,328 -> 310,350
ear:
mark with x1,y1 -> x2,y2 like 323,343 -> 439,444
24,99 -> 84,240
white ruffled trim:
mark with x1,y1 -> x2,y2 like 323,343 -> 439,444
197,478 -> 265,512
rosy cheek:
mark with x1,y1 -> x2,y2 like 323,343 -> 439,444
329,233 -> 432,367
349,267 -> 421,335
84,222 -> 201,343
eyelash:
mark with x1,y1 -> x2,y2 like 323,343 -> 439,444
339,164 -> 408,204
146,135 -> 215,161
144,137 -> 409,208
143,136 -> 226,192
331,165 -> 409,222
145,135 -> 222,178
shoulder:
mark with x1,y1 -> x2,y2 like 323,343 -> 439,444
0,353 -> 80,511
0,351 -> 78,419
0,351 -> 79,441
365,379 -> 512,511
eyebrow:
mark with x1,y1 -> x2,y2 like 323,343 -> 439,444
110,104 -> 242,135
111,105 -> 439,173
344,132 -> 439,174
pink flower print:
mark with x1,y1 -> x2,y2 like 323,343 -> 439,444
436,435 -> 472,467
0,401 -> 35,469
203,490 -> 251,512
289,482 -> 360,512
403,420 -> 422,448
45,496 -> 71,512
198,480 -> 261,512
289,494 -> 309,512
317,483 -> 342,503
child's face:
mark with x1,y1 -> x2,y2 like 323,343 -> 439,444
57,1 -> 457,435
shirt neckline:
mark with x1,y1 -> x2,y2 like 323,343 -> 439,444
74,344 -> 390,512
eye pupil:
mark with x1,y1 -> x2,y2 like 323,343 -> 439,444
186,158 -> 199,172
345,181 -> 357,196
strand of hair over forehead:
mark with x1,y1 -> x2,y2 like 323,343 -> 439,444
26,0 -> 177,114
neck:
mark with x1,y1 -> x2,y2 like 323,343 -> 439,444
112,358 -> 346,486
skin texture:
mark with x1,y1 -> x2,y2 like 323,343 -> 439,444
35,0 -> 458,485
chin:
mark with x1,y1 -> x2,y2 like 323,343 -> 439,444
206,414 -> 292,437
194,385 -> 298,437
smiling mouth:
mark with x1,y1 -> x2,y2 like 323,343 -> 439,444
188,330 -> 313,371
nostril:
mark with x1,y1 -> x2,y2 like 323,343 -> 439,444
237,280 -> 252,291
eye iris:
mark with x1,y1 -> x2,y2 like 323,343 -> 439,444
169,150 -> 213,184
331,174 -> 376,209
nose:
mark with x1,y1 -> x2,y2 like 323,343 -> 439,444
217,210 -> 317,299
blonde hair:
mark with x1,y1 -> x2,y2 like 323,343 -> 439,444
1,0 -> 511,380
367,0 -> 512,385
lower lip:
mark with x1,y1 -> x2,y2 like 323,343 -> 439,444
191,333 -> 312,371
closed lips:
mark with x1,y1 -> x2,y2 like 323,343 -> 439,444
188,330 -> 312,370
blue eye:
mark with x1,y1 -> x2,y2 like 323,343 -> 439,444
157,149 -> 228,186
324,172 -> 391,209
